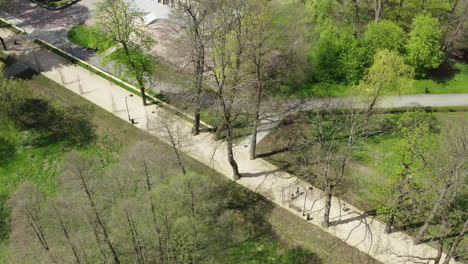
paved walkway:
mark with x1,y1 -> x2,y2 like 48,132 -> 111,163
0,29 -> 461,264
240,92 -> 468,151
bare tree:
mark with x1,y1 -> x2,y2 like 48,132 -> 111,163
244,0 -> 275,160
208,0 -> 251,180
8,182 -> 50,252
150,111 -> 192,175
414,117 -> 468,244
442,0 -> 468,54
61,152 -> 121,264
175,0 -> 215,135
306,102 -> 368,227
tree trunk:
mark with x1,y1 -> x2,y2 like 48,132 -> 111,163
0,37 -> 7,50
53,203 -> 82,264
322,185 -> 333,228
214,117 -> 226,140
165,126 -> 186,175
351,0 -> 361,36
78,170 -> 121,264
375,0 -> 382,22
25,207 -> 50,251
193,110 -> 201,135
142,163 -> 166,264
149,203 -> 166,264
442,219 -> 468,264
122,44 -> 146,106
192,45 -> 205,136
138,80 -> 147,106
434,237 -> 445,264
227,124 -> 241,180
124,209 -> 145,264
249,85 -> 262,160
249,118 -> 259,160
89,214 -> 109,264
385,214 -> 394,234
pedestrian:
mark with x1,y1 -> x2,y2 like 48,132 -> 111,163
296,187 -> 300,196
342,203 -> 349,212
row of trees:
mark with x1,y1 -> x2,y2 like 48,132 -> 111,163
307,0 -> 468,83
174,0 -> 284,179
6,142 -> 269,264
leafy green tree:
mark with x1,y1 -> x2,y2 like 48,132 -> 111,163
340,41 -> 369,84
310,23 -> 356,83
363,20 -> 406,53
405,13 -> 444,75
357,49 -> 414,112
94,0 -> 156,105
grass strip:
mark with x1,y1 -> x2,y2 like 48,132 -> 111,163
0,18 -> 25,34
33,39 -> 213,130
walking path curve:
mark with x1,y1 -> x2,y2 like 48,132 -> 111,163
0,29 -> 461,264
240,93 -> 468,152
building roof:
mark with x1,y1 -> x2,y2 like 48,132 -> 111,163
134,0 -> 171,24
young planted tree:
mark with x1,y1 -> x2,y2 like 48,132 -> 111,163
305,105 -> 366,227
94,0 -> 156,105
176,0 -> 215,135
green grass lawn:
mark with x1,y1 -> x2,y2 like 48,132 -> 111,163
414,62 -> 468,94
257,111 -> 467,255
258,111 -> 468,211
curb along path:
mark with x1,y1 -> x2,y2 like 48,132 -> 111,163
0,30 -> 459,264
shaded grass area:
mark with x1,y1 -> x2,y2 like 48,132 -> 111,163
0,66 -> 381,263
414,62 -> 468,94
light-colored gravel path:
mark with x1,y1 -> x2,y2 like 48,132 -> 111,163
0,29 -> 461,264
